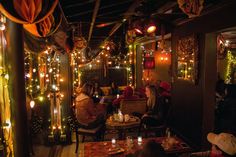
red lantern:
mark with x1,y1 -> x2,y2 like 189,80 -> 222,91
143,57 -> 155,69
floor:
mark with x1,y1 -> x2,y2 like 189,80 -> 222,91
32,129 -> 141,157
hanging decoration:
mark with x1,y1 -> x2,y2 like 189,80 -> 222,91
0,0 -> 59,24
177,34 -> 199,84
74,23 -> 87,51
13,0 -> 42,23
126,30 -> 136,45
0,14 -> 13,156
217,34 -> 227,59
225,50 -> 236,84
24,47 -> 66,143
23,6 -> 62,37
178,0 -> 204,18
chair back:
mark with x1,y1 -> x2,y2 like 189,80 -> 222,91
120,98 -> 147,115
162,96 -> 172,125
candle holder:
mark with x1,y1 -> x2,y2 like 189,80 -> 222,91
111,138 -> 116,147
138,136 -> 142,145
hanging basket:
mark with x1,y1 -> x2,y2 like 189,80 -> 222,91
23,5 -> 62,37
0,0 -> 58,24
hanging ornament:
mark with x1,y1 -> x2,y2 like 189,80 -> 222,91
23,5 -> 62,37
178,0 -> 204,18
126,30 -> 136,45
74,23 -> 87,51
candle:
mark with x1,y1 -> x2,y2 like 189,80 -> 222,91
117,94 -> 119,98
138,136 -> 142,145
111,138 -> 116,147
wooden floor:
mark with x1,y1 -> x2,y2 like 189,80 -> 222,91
33,142 -> 85,157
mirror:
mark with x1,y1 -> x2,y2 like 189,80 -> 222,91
177,34 -> 199,84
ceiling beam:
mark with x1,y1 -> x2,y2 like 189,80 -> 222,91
67,0 -> 132,18
88,0 -> 101,42
151,1 -> 178,16
108,0 -> 143,37
65,0 -> 95,9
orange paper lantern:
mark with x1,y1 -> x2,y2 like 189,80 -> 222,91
0,0 -> 58,24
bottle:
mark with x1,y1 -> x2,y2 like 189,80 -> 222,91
166,128 -> 171,138
118,109 -> 123,122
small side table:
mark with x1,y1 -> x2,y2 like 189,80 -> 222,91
106,116 -> 141,139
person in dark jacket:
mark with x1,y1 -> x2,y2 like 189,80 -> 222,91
109,81 -> 120,96
141,85 -> 168,127
218,84 -> 236,133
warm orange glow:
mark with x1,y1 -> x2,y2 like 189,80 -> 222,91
134,28 -> 143,34
147,25 -> 156,33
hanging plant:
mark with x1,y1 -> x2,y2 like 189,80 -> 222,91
0,0 -> 58,24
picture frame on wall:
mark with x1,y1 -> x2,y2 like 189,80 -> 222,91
176,34 -> 199,84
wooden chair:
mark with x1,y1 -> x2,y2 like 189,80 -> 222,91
120,98 -> 147,115
75,125 -> 104,153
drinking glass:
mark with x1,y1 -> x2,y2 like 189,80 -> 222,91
126,136 -> 133,148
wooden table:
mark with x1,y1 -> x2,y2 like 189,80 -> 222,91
106,116 -> 141,139
78,136 -> 192,157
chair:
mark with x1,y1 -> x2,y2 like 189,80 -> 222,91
120,98 -> 147,115
140,97 -> 172,137
75,125 -> 105,153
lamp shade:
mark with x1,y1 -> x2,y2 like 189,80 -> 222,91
143,57 -> 155,69
145,19 -> 157,34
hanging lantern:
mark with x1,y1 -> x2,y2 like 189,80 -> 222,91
143,57 -> 155,69
0,0 -> 58,24
23,6 -> 62,37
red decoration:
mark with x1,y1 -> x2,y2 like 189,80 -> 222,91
178,0 -> 204,18
143,57 -> 155,69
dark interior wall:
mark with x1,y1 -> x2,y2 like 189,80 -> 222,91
171,0 -> 236,149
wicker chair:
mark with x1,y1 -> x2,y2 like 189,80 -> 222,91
120,98 -> 147,115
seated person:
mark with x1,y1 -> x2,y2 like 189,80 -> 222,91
141,85 -> 168,127
216,84 -> 236,133
112,86 -> 139,108
93,82 -> 104,98
75,83 -> 106,129
109,81 -> 120,96
190,132 -> 236,157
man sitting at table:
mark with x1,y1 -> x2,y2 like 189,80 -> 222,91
75,83 -> 106,129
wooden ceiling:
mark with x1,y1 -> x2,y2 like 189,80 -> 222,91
59,0 -> 226,49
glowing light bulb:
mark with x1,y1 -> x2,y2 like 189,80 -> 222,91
30,100 -> 35,108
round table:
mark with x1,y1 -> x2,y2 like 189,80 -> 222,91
106,115 -> 141,139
